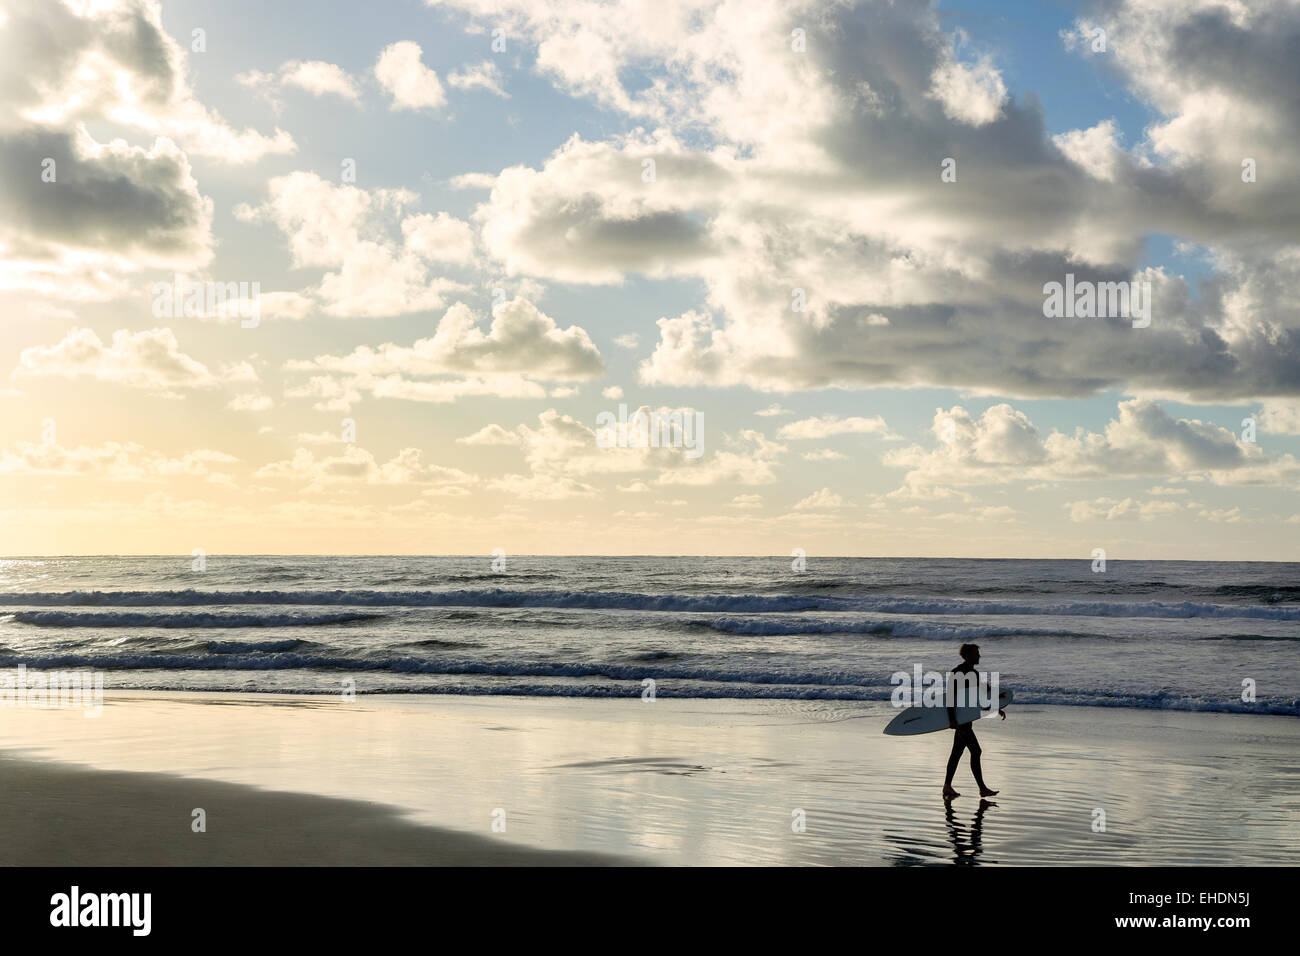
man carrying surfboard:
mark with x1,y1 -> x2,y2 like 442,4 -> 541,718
943,643 -> 1004,801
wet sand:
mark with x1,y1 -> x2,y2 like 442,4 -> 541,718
0,692 -> 1296,865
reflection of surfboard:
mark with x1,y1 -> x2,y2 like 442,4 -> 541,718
883,688 -> 1013,736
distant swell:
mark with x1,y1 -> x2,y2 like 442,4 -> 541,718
4,589 -> 1299,621
694,617 -> 1095,639
7,610 -> 382,628
203,639 -> 313,654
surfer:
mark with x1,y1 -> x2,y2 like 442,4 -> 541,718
942,643 -> 1004,801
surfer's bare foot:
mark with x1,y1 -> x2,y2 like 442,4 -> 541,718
979,788 -> 999,797
942,786 -> 961,800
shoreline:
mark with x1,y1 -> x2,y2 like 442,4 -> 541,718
1,691 -> 1297,866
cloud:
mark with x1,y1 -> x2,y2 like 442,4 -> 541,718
885,399 -> 1300,494
234,172 -> 475,318
927,48 -> 1007,126
457,424 -> 521,446
238,60 -> 361,106
375,41 -> 446,111
487,472 -> 597,500
472,131 -> 720,284
450,172 -> 498,190
282,298 -> 603,409
1066,497 -> 1185,523
802,449 -> 846,461
12,327 -> 246,397
0,129 -> 213,299
776,414 -> 891,440
0,0 -> 298,303
435,0 -> 1300,404
470,409 -> 783,493
255,445 -> 476,492
1258,401 -> 1300,435
0,441 -> 237,481
1052,120 -> 1122,183
793,487 -> 844,510
279,60 -> 361,100
447,61 -> 509,97
0,0 -> 293,163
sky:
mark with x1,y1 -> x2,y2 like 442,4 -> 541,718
2,0 -> 1300,559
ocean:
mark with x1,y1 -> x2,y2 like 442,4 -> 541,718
1,555 -> 1297,715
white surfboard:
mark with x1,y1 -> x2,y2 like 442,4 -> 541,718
883,687 -> 1013,736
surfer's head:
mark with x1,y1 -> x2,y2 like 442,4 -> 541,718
958,643 -> 980,664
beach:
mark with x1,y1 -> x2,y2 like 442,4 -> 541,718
1,691 -> 1296,866
3,556 -> 1298,866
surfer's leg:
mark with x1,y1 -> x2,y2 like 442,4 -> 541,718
943,728 -> 968,797
967,729 -> 998,796
967,729 -> 985,787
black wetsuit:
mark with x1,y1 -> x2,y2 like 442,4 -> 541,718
944,662 -> 989,791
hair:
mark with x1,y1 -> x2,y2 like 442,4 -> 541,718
958,643 -> 980,660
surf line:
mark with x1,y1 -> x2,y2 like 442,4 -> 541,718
889,665 -> 1000,710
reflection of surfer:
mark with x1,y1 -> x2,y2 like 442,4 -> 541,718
945,798 -> 996,865
942,643 -> 1004,801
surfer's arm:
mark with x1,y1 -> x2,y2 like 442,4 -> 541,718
998,709 -> 1006,720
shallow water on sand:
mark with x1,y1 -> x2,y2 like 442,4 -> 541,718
1,693 -> 1295,865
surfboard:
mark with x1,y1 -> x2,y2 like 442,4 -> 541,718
882,687 -> 1013,736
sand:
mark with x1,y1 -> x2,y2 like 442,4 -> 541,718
0,691 -> 1296,865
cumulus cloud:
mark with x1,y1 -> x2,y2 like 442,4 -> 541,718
234,172 -> 475,318
12,327 -> 248,397
468,408 -> 784,496
0,0 -> 297,302
1052,120 -> 1123,183
0,0 -> 293,162
457,424 -> 521,446
282,298 -> 603,409
238,60 -> 361,106
435,0 -> 1300,404
884,399 -> 1300,495
0,129 -> 213,297
375,41 -> 446,111
927,48 -> 1007,126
